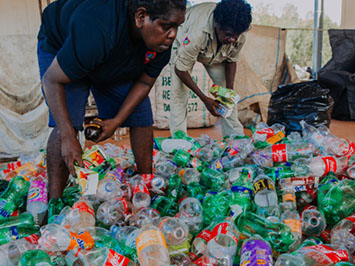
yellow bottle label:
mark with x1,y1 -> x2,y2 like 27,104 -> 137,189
283,219 -> 302,234
266,131 -> 285,144
282,193 -> 296,203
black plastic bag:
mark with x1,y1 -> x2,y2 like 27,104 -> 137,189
317,29 -> 355,121
318,71 -> 355,121
267,81 -> 334,134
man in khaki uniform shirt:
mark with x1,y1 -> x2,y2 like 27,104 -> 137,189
169,0 -> 252,137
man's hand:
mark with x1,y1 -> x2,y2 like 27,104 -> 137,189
203,96 -> 222,117
92,118 -> 119,142
61,135 -> 83,176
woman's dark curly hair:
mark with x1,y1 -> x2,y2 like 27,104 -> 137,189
214,0 -> 252,35
127,0 -> 187,21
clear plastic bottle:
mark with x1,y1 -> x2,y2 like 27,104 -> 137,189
193,147 -> 214,163
134,207 -> 161,228
301,208 -> 327,237
347,155 -> 355,179
253,174 -> 279,220
26,174 -> 48,224
66,247 -> 137,266
300,120 -> 330,148
155,161 -> 178,178
331,230 -> 355,254
281,182 -> 297,210
151,175 -> 168,193
331,215 -> 355,234
251,143 -> 315,168
39,224 -> 95,252
178,197 -> 203,235
190,219 -> 238,262
331,215 -> 355,254
240,235 -> 273,266
0,234 -> 39,266
179,168 -> 201,185
96,177 -> 120,202
71,197 -> 96,231
253,122 -> 285,142
170,253 -> 192,266
110,225 -> 140,256
96,198 -> 126,227
275,244 -> 352,266
158,217 -> 189,246
324,137 -> 355,157
227,165 -> 258,184
206,234 -> 237,266
130,176 -> 151,210
347,164 -> 355,179
292,156 -> 348,177
188,256 -> 217,266
281,209 -> 302,250
227,138 -> 255,158
135,223 -> 170,266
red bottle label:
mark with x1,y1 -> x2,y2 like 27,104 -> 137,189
320,229 -> 331,242
24,234 -> 39,245
72,201 -> 95,218
322,157 -> 337,175
191,256 -> 218,266
345,215 -> 355,234
341,140 -> 355,156
141,174 -> 154,189
211,222 -> 239,245
302,244 -> 349,264
272,144 -> 287,162
117,198 -> 130,214
256,128 -> 275,139
133,184 -> 149,196
104,249 -> 130,266
195,229 -> 213,242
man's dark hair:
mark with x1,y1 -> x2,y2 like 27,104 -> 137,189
214,0 -> 252,35
128,0 -> 187,21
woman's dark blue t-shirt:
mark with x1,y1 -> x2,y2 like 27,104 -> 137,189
38,0 -> 171,87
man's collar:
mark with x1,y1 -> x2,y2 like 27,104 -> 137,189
202,12 -> 215,40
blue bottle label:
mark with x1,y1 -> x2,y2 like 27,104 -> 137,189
0,199 -> 10,218
10,226 -> 19,240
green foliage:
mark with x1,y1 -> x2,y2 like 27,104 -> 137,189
252,3 -> 339,68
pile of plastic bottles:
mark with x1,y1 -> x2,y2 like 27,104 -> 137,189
0,120 -> 355,266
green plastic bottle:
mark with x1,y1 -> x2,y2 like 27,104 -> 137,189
229,170 -> 253,220
264,165 -> 294,182
167,174 -> 184,201
202,190 -> 231,226
151,196 -> 179,217
236,212 -> 295,252
0,175 -> 30,218
201,168 -> 227,191
47,198 -> 65,224
62,185 -> 81,207
18,250 -> 53,266
0,212 -> 34,229
173,150 -> 203,171
0,225 -> 39,245
319,179 -> 355,225
317,172 -> 339,204
186,182 -> 207,202
173,150 -> 191,168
